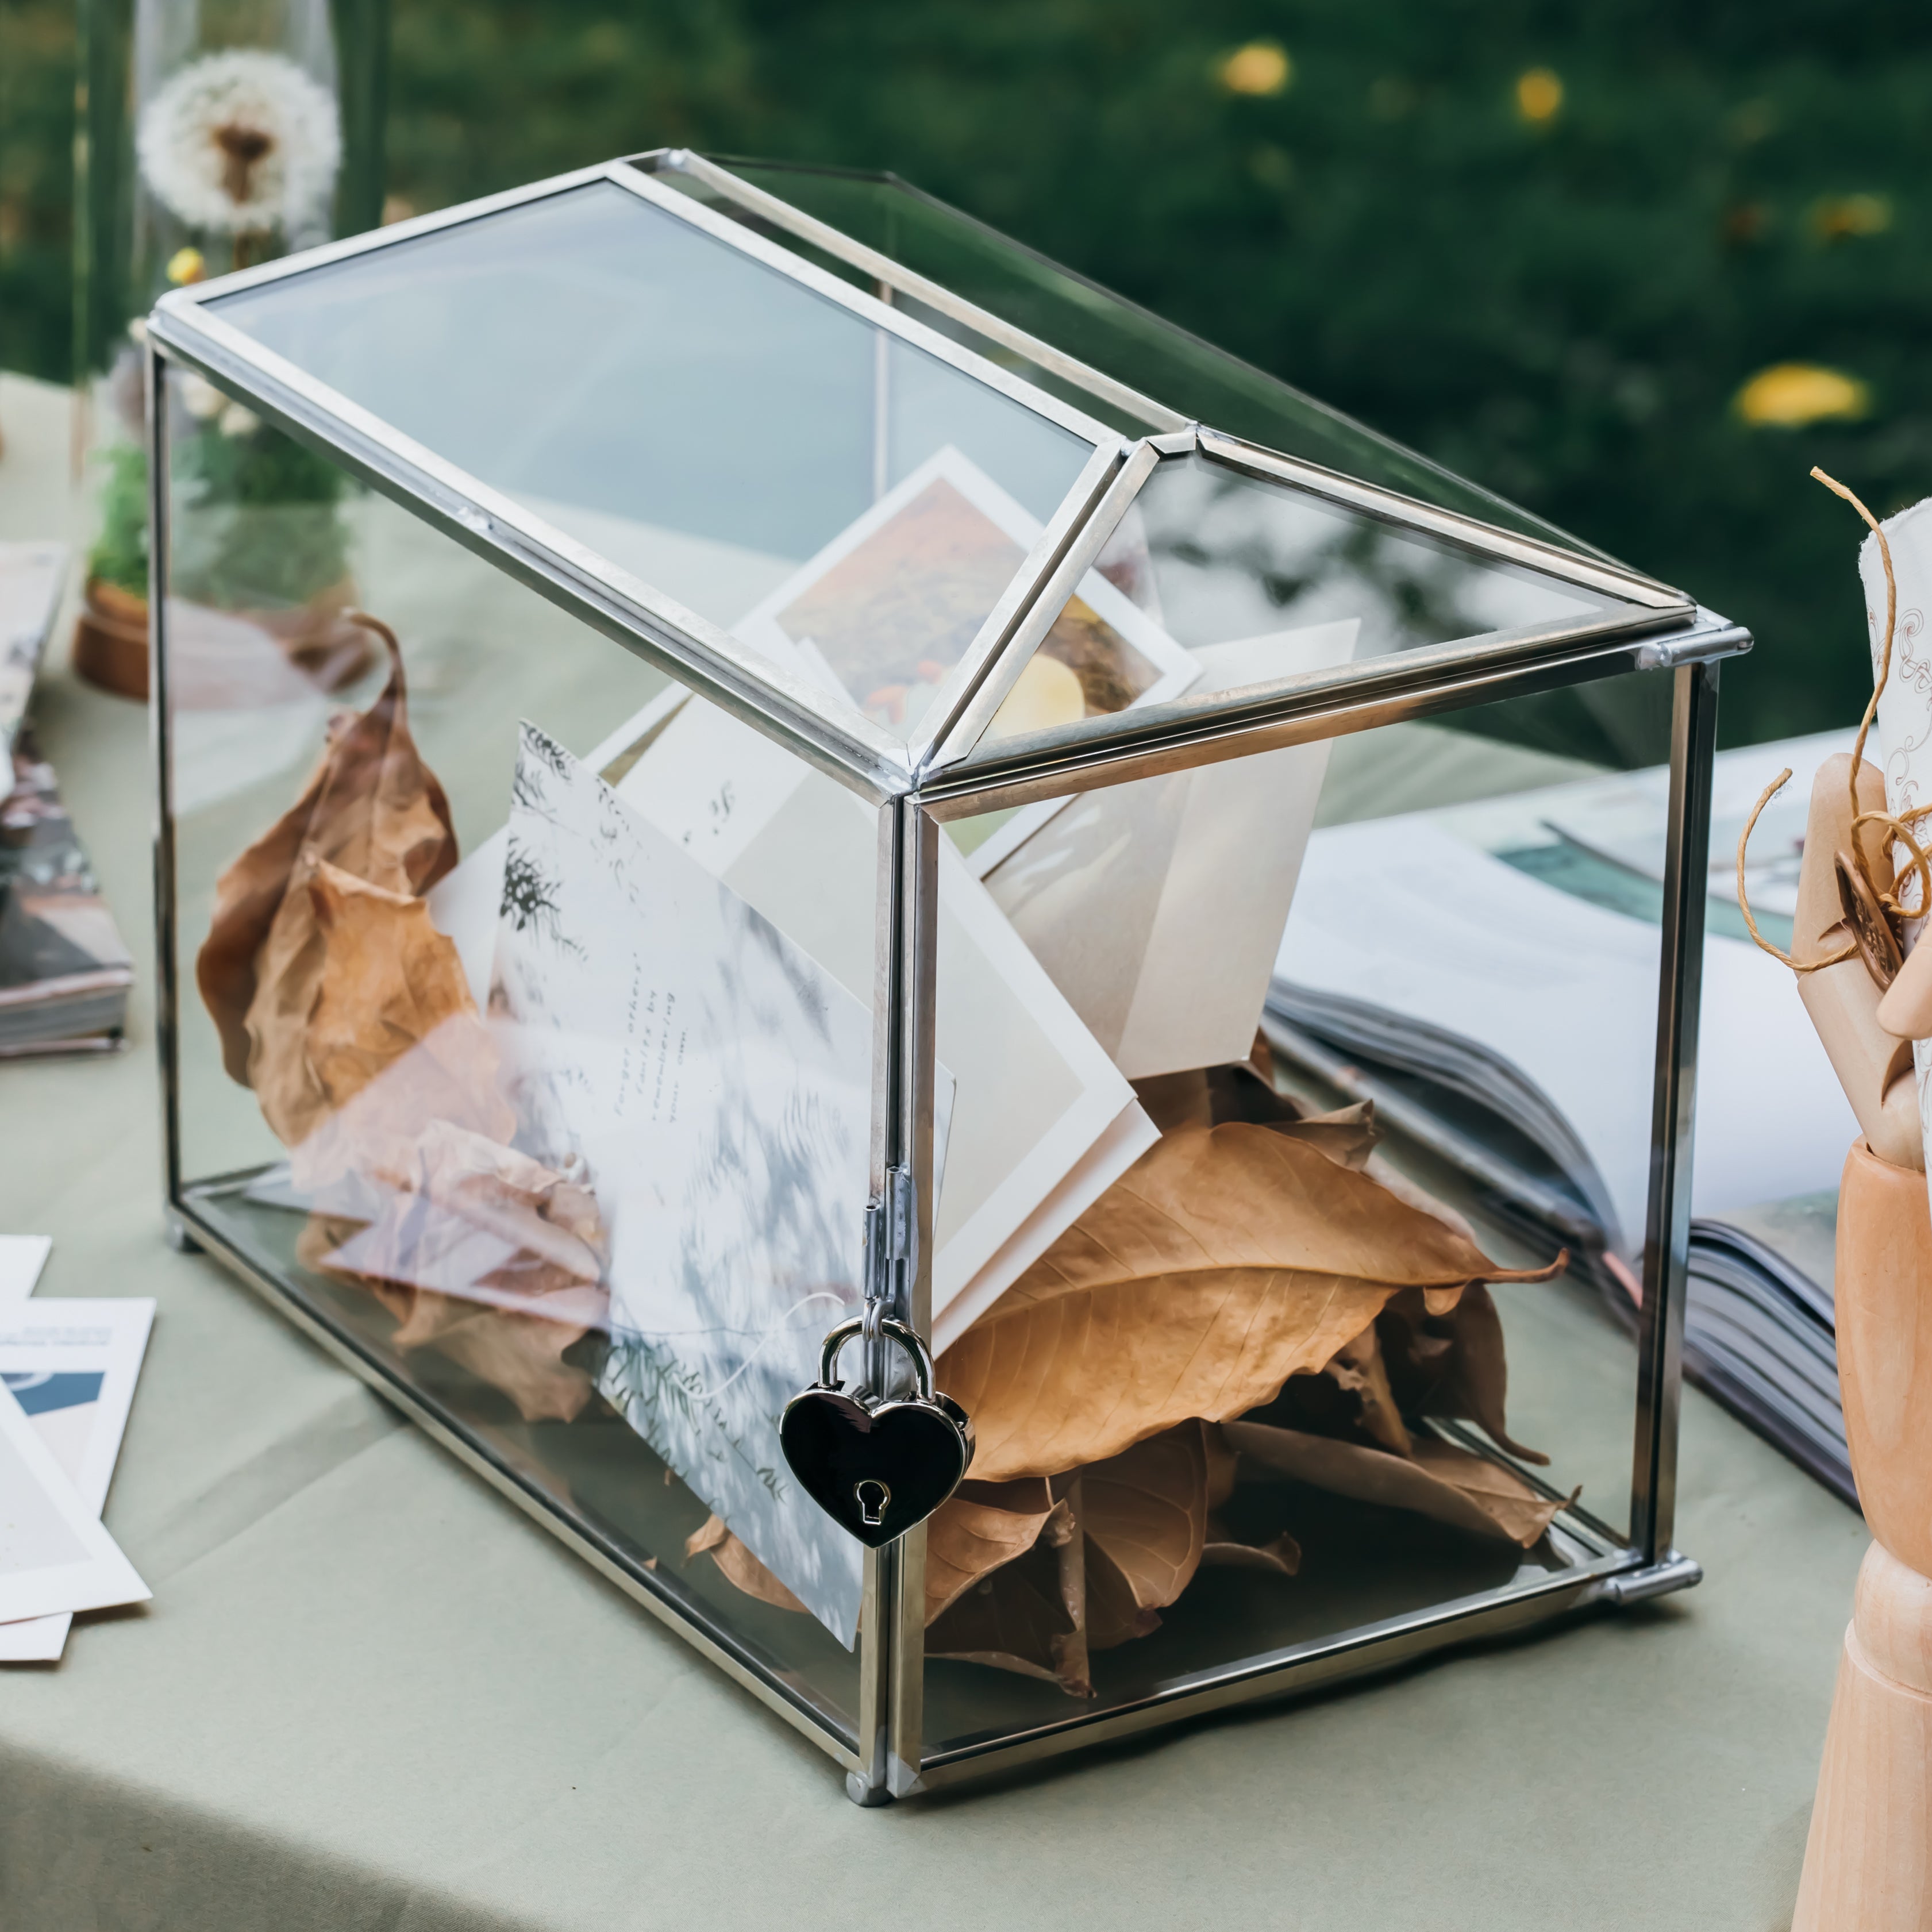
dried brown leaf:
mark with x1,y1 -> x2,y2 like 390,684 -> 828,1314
1324,1322 -> 1413,1455
1424,1282 -> 1551,1465
1199,1533 -> 1301,1575
940,1125 -> 1549,1480
1380,1283 -> 1550,1466
686,1516 -> 807,1612
924,1480 -> 1057,1625
197,620 -> 456,1088
926,1540 -> 1075,1687
286,867 -> 514,1184
1225,1418 -> 1572,1549
1080,1423 -> 1212,1625
397,1295 -> 595,1422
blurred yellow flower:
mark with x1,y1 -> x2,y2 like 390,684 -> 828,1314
1220,41 -> 1292,97
1811,194 -> 1892,242
1734,363 -> 1871,428
1516,68 -> 1563,123
166,246 -> 206,284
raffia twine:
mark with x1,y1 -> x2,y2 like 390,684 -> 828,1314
1735,468 -> 1932,976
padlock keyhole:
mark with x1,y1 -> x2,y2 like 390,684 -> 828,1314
855,1479 -> 891,1527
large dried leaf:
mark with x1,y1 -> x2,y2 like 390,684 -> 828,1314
686,1516 -> 807,1612
1080,1422 -> 1212,1628
925,1479 -> 1057,1625
1380,1283 -> 1549,1465
940,1124 -> 1552,1480
297,1171 -> 602,1426
288,867 -> 514,1184
925,1538 -> 1075,1686
197,619 -> 456,1088
1225,1418 -> 1571,1548
1324,1322 -> 1412,1455
1200,1531 -> 1301,1575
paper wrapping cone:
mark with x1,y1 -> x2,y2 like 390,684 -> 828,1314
1858,503 -> 1932,1202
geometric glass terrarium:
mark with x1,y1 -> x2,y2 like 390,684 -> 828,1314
147,151 -> 1744,1801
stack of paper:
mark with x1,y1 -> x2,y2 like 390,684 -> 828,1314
0,1238 -> 153,1662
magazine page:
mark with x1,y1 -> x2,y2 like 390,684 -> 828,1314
1275,732 -> 1861,1254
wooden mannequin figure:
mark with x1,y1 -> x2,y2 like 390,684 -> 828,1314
1737,473 -> 1932,1926
1792,1137 -> 1932,1932
1769,753 -> 1932,1928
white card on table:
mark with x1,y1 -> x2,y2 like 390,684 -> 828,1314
0,1236 -> 51,1302
0,1379 -> 148,1627
0,1297 -> 155,1662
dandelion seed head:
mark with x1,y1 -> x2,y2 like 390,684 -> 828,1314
137,49 -> 341,237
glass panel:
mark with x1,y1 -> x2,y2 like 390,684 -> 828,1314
206,180 -> 1099,740
164,396 -> 887,1734
950,449 -> 1634,768
918,676 -> 1695,1757
676,159 -> 1596,553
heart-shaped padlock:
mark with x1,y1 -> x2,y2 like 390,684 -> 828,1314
780,1315 -> 973,1548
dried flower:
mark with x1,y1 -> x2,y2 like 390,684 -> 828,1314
137,50 -> 341,237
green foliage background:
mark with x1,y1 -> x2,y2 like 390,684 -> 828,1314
6,0 -> 1931,744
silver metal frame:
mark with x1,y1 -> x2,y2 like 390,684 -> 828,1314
144,151 -> 1746,1807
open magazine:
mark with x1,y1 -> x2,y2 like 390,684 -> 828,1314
1685,1194 -> 1850,1506
1268,728 -> 1864,1500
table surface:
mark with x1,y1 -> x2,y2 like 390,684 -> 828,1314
0,371 -> 1868,1932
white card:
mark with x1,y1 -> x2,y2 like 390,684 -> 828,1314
491,723 -> 875,1643
613,692 -> 1154,1339
0,1236 -> 51,1302
0,1298 -> 155,1662
982,620 -> 1359,1080
0,1379 -> 148,1626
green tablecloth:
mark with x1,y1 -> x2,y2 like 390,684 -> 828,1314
0,372 -> 1866,1932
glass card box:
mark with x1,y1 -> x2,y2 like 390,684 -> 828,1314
146,151 -> 1741,1802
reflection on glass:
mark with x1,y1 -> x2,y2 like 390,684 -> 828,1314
683,158 -> 1592,551
210,179 -> 1097,738
168,426 -> 869,1725
1107,452 -> 1609,660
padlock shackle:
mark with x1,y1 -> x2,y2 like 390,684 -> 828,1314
819,1314 -> 934,1400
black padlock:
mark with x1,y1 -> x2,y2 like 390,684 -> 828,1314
780,1315 -> 973,1548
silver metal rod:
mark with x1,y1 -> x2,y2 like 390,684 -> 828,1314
890,801 -> 939,1792
147,342 -> 182,1214
917,618 -> 1750,820
913,1537 -> 1669,1788
1630,659 -> 1719,1561
145,302 -> 914,807
922,438 -> 1163,773
158,161 -> 621,304
1196,428 -> 1692,612
171,1196 -> 864,1772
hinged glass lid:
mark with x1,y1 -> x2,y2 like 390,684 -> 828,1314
153,153 -> 1699,802
171,170 -> 1119,771
925,433 -> 1692,779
